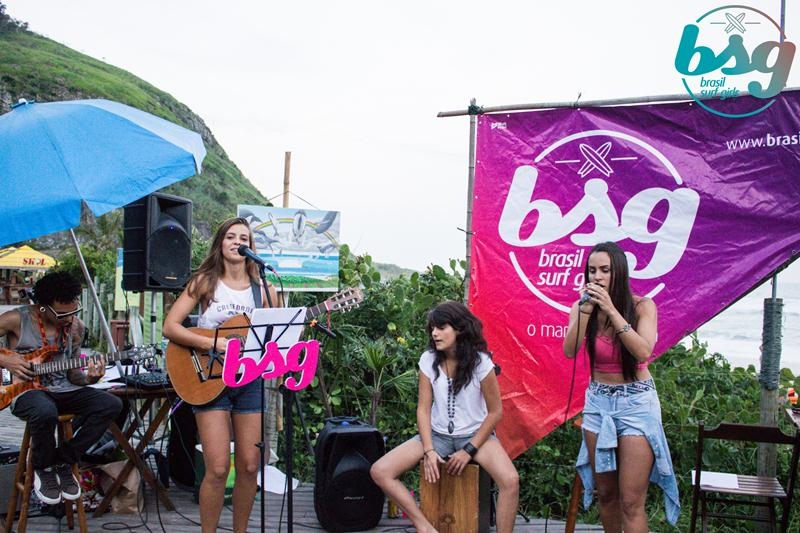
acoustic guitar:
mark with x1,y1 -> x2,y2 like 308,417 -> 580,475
0,344 -> 157,411
166,287 -> 363,406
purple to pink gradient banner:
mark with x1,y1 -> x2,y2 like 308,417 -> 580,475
471,90 -> 800,458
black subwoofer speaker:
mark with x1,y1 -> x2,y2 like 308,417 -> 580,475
314,417 -> 385,532
167,399 -> 198,488
0,445 -> 20,514
122,192 -> 192,292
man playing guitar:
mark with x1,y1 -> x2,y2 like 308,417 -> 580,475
0,271 -> 122,506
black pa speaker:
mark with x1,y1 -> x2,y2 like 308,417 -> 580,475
122,192 -> 192,292
167,399 -> 198,488
314,417 -> 385,532
0,444 -> 20,513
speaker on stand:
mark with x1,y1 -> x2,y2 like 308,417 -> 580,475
314,417 -> 385,532
122,192 -> 192,292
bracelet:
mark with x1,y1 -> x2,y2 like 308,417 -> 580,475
462,442 -> 478,458
579,309 -> 592,315
617,323 -> 632,334
423,449 -> 435,456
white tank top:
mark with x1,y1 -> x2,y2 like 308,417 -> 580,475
197,281 -> 257,329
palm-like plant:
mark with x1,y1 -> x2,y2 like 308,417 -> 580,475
361,338 -> 417,426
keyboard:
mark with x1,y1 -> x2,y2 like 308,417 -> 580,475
116,371 -> 171,390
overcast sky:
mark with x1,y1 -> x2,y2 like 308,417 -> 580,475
4,0 -> 800,275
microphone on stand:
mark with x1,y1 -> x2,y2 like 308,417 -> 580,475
237,245 -> 277,273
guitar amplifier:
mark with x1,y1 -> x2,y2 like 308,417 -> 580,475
0,444 -> 20,513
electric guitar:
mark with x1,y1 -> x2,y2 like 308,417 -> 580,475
166,287 -> 363,406
0,344 -> 157,411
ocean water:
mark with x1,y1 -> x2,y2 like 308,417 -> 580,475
683,279 -> 800,374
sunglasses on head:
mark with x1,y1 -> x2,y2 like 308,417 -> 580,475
46,303 -> 82,320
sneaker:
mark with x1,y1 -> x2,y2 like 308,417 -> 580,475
33,467 -> 62,505
55,463 -> 81,501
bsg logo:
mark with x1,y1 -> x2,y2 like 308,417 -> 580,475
496,130 -> 700,311
675,5 -> 796,118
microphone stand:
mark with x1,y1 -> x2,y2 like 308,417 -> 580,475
256,263 -> 274,533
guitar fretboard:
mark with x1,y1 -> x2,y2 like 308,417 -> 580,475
33,348 -> 152,376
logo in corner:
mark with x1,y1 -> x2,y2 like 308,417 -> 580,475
675,5 -> 796,118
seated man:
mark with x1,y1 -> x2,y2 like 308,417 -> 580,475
0,271 -> 122,505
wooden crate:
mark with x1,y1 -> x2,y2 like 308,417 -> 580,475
419,463 -> 491,533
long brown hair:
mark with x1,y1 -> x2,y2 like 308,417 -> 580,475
583,242 -> 639,381
426,301 -> 491,394
187,217 -> 261,308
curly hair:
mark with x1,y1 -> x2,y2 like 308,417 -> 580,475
426,300 -> 491,394
32,271 -> 82,306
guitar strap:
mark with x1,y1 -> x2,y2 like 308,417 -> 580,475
34,308 -> 72,356
34,310 -> 50,347
251,280 -> 263,309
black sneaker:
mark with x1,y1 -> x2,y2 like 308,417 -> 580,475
33,467 -> 62,505
55,463 -> 81,501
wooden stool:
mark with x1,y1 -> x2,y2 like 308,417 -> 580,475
420,462 -> 491,533
5,414 -> 87,533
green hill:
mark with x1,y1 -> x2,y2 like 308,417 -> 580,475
0,6 -> 270,241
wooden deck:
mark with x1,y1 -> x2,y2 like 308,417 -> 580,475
0,405 -> 602,532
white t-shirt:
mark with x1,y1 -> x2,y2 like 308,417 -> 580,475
197,281 -> 257,329
418,350 -> 495,436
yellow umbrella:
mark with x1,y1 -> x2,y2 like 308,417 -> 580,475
0,245 -> 56,270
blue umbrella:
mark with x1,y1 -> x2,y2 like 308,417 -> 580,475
0,98 -> 206,246
0,97 -> 206,351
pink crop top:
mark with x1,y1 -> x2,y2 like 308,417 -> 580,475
592,335 -> 649,373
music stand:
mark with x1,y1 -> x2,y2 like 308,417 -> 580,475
240,307 -> 307,533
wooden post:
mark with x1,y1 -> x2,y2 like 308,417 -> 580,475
266,151 -> 292,457
283,151 -> 291,208
463,99 -> 477,302
757,279 -> 782,533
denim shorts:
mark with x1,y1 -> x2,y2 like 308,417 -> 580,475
581,379 -> 660,438
192,378 -> 264,414
414,431 -> 497,459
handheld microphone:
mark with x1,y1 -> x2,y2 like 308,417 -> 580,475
579,291 -> 592,305
237,245 -> 276,273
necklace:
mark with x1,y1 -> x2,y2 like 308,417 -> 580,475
446,360 -> 455,434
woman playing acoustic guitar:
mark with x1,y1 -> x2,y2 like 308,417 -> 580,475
163,217 -> 278,533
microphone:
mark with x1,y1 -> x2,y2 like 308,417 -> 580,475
579,291 -> 592,305
237,245 -> 276,273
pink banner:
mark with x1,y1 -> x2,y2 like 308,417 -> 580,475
472,90 -> 800,458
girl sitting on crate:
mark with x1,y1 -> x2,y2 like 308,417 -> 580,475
370,300 -> 519,533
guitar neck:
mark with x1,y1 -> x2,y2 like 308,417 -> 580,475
33,350 -> 132,377
304,288 -> 361,319
305,301 -> 330,320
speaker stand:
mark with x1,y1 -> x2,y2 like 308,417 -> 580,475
280,329 -> 325,533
